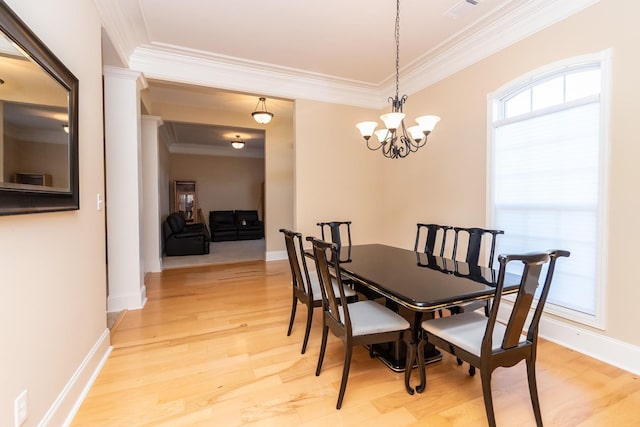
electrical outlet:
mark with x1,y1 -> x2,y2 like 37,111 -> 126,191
14,390 -> 27,427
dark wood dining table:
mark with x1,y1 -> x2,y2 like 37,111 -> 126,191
330,244 -> 522,371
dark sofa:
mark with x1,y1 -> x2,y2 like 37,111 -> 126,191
209,210 -> 238,242
209,210 -> 264,242
163,212 -> 211,256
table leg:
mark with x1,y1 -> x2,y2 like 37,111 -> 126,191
370,309 -> 441,372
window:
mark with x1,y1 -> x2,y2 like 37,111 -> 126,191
488,51 -> 610,327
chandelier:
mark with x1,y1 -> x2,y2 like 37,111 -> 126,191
356,0 -> 440,159
251,97 -> 274,124
230,135 -> 245,149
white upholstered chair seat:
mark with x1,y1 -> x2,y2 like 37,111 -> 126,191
339,300 -> 410,336
421,311 -> 526,356
308,271 -> 357,302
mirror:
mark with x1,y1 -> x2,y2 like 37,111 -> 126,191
0,0 -> 78,215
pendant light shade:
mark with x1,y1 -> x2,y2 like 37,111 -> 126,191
230,135 -> 245,149
251,97 -> 274,124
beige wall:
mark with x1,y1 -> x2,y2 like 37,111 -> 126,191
374,0 -> 640,346
264,110 -> 294,253
150,101 -> 294,253
294,99 -> 385,244
169,154 -> 265,217
0,0 -> 107,425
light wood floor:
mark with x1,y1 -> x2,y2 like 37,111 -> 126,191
72,260 -> 639,426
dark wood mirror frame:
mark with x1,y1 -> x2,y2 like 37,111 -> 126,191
0,0 -> 79,215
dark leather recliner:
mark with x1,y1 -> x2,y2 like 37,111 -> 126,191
235,210 -> 264,240
163,212 -> 210,256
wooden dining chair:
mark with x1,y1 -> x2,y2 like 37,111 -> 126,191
448,227 -> 505,314
452,226 -> 504,269
280,229 -> 357,354
317,220 -> 380,301
414,249 -> 570,427
414,223 -> 452,256
317,221 -> 352,263
307,236 -> 416,409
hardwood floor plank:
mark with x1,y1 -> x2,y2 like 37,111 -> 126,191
71,260 -> 640,426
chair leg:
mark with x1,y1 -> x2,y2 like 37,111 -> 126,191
315,325 -> 329,376
403,331 -> 415,395
300,304 -> 314,354
526,359 -> 544,427
469,365 -> 476,376
480,370 -> 497,427
336,344 -> 353,409
416,337 -> 427,393
287,296 -> 298,336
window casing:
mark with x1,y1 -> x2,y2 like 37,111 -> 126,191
487,51 -> 610,328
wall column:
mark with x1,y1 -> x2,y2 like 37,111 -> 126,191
141,115 -> 163,273
104,66 -> 148,311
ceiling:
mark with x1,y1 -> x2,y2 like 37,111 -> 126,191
124,0 -> 517,85
145,81 -> 293,158
163,120 -> 266,158
94,0 -> 592,155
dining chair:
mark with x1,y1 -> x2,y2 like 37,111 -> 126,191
307,236 -> 416,409
448,227 -> 505,313
445,227 -> 506,368
317,220 -> 380,301
280,229 -> 357,354
317,221 -> 352,263
414,249 -> 570,427
414,223 -> 452,256
452,226 -> 504,269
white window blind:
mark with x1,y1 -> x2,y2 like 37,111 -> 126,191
489,56 -> 608,325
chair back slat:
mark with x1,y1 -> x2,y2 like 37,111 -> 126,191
280,229 -> 312,296
527,249 -> 571,341
502,261 -> 544,349
318,221 -> 352,262
453,227 -> 504,268
308,237 -> 350,331
414,224 -> 451,257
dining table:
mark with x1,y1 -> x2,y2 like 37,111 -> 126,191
322,243 -> 522,371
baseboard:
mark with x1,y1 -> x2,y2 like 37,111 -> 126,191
107,284 -> 147,311
39,329 -> 112,427
266,250 -> 287,261
498,302 -> 640,375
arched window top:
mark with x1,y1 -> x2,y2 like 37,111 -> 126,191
496,63 -> 602,122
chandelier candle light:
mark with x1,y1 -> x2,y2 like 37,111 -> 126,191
356,0 -> 440,159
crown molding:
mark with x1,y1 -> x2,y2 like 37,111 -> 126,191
92,0 -> 145,67
114,0 -> 599,109
392,0 -> 600,97
129,45 -> 383,109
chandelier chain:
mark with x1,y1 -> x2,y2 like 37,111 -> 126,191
395,0 -> 400,100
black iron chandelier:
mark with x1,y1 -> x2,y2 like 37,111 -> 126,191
356,0 -> 440,159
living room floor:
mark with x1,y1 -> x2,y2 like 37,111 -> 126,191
161,238 -> 265,270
